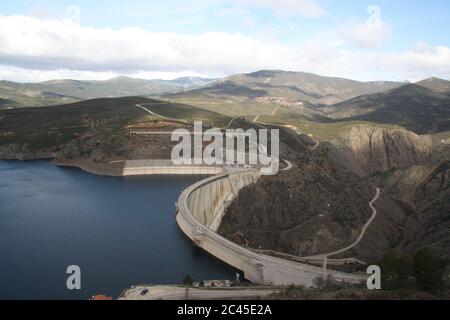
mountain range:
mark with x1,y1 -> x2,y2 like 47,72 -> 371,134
1,70 -> 449,273
0,76 -> 214,108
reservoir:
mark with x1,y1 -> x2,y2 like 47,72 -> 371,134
0,160 -> 238,299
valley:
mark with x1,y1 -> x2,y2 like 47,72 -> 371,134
1,70 -> 449,297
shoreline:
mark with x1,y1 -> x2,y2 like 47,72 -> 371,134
2,157 -> 368,296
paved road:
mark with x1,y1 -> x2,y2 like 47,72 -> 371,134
176,173 -> 368,287
120,285 -> 276,300
249,187 -> 381,265
303,187 -> 381,260
135,103 -> 174,120
271,104 -> 281,116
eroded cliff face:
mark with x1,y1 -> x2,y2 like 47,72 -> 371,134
218,137 -> 406,261
331,125 -> 450,175
371,162 -> 450,259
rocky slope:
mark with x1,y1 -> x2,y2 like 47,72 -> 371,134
218,132 -> 405,261
371,162 -> 450,259
329,125 -> 450,175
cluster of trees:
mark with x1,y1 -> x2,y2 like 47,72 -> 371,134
379,249 -> 447,293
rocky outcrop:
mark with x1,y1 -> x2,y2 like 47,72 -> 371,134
371,162 -> 450,259
218,138 -> 406,262
331,125 -> 450,175
0,143 -> 56,160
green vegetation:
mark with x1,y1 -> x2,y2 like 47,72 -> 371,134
255,115 -> 396,140
326,84 -> 450,134
414,249 -> 447,293
378,249 -> 447,293
0,97 -> 155,152
379,250 -> 413,290
167,70 -> 401,106
182,275 -> 194,286
140,101 -> 231,127
0,96 -> 232,156
0,76 -> 213,108
167,95 -> 276,117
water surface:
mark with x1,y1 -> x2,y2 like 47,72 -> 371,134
0,160 -> 237,299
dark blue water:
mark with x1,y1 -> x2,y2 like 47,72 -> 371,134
0,160 -> 238,300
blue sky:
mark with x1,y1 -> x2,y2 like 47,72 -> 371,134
0,0 -> 449,82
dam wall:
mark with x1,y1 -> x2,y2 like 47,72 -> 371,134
186,172 -> 259,230
176,172 -> 368,287
123,159 -> 224,176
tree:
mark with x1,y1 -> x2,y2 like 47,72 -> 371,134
182,275 -> 194,286
378,250 -> 413,290
413,249 -> 445,293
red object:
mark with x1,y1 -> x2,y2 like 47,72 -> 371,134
90,294 -> 113,300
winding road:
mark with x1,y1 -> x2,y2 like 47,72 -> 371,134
176,172 -> 369,287
303,187 -> 381,260
118,102 -> 381,295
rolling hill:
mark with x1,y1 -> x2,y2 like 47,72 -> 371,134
321,84 -> 450,134
0,96 -> 230,162
167,70 -> 402,105
416,77 -> 450,95
0,76 -> 214,108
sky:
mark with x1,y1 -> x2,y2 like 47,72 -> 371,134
0,0 -> 449,82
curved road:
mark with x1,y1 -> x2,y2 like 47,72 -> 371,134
303,187 -> 381,260
176,172 -> 368,287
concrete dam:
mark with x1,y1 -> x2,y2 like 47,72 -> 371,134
122,159 -> 224,176
176,171 -> 368,287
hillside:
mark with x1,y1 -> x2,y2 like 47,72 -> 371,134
0,76 -> 213,108
218,128 -> 406,261
321,84 -> 450,134
370,162 -> 450,259
0,96 -> 230,165
328,124 -> 450,175
2,71 -> 450,267
166,70 -> 401,107
416,77 -> 450,95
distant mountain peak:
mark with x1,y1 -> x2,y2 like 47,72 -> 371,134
416,77 -> 450,94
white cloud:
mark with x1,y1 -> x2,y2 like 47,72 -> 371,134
0,65 -> 117,83
239,0 -> 326,17
0,65 -> 209,83
0,14 -> 449,83
343,5 -> 391,48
